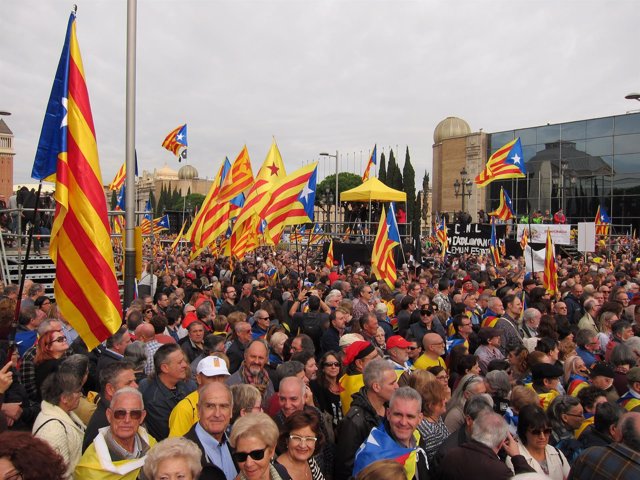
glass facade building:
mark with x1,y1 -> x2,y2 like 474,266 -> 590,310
487,112 -> 640,232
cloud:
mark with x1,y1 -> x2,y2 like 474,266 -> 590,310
4,0 -> 639,188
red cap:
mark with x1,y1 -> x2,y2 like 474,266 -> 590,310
386,335 -> 412,349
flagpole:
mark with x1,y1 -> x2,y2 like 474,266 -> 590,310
528,212 -> 535,279
13,181 -> 43,342
123,0 -> 137,308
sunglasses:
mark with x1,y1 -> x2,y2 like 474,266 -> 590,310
49,336 -> 67,344
529,428 -> 552,436
232,448 -> 267,463
420,309 -> 433,315
407,346 -> 420,351
112,409 -> 143,420
323,361 -> 340,367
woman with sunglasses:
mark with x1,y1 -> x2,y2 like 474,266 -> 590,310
34,329 -> 70,401
310,351 -> 344,436
229,413 -> 291,480
505,405 -> 569,480
276,410 -> 325,480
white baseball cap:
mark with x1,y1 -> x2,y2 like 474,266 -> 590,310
196,356 -> 230,377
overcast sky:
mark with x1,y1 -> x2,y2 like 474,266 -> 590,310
3,0 -> 639,188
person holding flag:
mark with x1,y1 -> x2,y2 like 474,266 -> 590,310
353,387 -> 429,479
371,203 -> 401,288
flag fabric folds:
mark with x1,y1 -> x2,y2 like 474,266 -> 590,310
371,203 -> 401,288
217,146 -> 254,204
490,218 -> 501,265
362,144 -> 377,182
325,239 -> 335,269
339,254 -> 345,272
230,140 -> 287,255
30,12 -> 122,350
170,220 -> 187,253
141,215 -> 170,235
475,138 -> 526,187
543,230 -> 558,296
520,226 -> 529,250
595,206 -> 611,236
260,163 -> 318,245
309,224 -> 325,244
108,153 -> 138,191
353,425 -> 418,478
162,124 -> 188,158
436,218 -> 448,258
488,187 -> 515,221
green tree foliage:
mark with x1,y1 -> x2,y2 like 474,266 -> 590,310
148,190 -> 157,216
315,172 -> 362,207
403,147 -> 416,235
387,149 -> 403,191
379,152 -> 387,184
422,171 -> 430,226
110,191 -> 117,210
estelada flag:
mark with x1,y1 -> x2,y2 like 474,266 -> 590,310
162,124 -> 187,157
31,10 -> 122,350
475,138 -> 526,187
488,187 -> 515,221
362,144 -> 377,181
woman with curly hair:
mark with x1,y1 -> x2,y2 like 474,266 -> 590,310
0,430 -> 67,480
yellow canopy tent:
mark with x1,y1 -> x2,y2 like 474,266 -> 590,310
339,177 -> 407,203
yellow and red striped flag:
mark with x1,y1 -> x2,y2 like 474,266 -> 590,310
520,226 -> 529,250
475,138 -> 526,187
230,140 -> 287,251
543,230 -> 558,296
362,144 -> 377,182
30,11 -> 122,350
185,160 -> 227,255
170,220 -> 187,253
371,203 -> 401,288
259,163 -> 318,245
162,124 -> 187,157
217,146 -> 254,203
108,154 -> 138,191
595,205 -> 611,236
325,239 -> 335,269
488,187 -> 515,221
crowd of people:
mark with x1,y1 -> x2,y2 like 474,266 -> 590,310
0,238 -> 640,480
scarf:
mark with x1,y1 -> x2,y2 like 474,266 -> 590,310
240,364 -> 271,397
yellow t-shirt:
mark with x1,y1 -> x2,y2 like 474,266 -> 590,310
413,354 -> 446,371
168,390 -> 199,437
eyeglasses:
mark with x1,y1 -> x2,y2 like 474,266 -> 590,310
48,336 -> 67,345
565,412 -> 584,418
232,448 -> 267,463
323,361 -> 340,367
289,434 -> 318,445
144,309 -> 153,314
256,316 -> 270,320
436,374 -> 449,380
112,409 -> 144,420
529,428 -> 552,436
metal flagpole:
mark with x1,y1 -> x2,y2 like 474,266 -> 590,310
124,0 -> 137,308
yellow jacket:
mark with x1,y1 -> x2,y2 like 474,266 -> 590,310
74,426 -> 156,480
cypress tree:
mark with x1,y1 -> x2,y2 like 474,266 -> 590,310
149,190 -> 157,216
379,152 -> 387,184
388,149 -> 397,189
422,171 -> 430,226
403,146 -> 416,233
110,191 -> 117,210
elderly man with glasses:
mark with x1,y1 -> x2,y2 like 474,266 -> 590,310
75,387 -> 155,480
